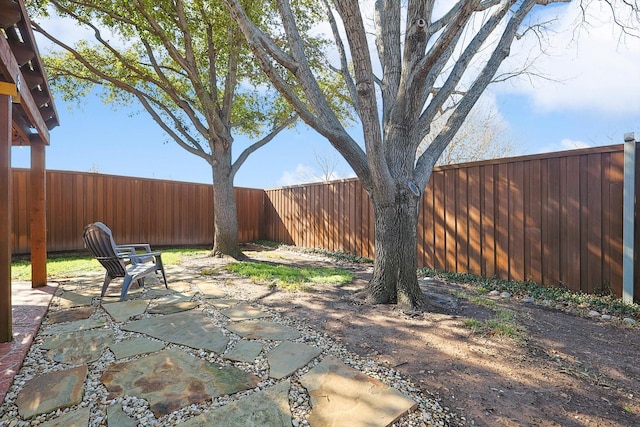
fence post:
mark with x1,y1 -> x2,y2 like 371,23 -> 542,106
623,133 -> 636,303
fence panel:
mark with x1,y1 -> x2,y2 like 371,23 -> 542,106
264,144 -> 636,298
11,143 -> 639,299
11,170 -> 261,253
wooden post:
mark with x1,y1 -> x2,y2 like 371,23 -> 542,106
0,93 -> 13,343
30,140 -> 47,287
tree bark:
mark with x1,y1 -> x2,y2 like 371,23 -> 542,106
211,143 -> 244,259
363,190 -> 426,310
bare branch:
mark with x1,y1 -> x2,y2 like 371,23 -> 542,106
231,114 -> 297,176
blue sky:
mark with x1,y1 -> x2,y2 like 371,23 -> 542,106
11,2 -> 640,189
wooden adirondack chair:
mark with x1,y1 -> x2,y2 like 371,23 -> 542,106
82,222 -> 168,300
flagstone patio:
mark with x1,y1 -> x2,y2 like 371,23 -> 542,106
0,266 -> 419,426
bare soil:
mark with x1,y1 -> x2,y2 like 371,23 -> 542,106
195,245 -> 640,427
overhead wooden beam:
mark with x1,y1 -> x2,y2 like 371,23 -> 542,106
30,138 -> 47,287
0,34 -> 50,144
0,94 -> 12,343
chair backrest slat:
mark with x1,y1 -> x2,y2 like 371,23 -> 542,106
82,222 -> 126,278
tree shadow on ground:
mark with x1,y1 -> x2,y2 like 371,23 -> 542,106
241,249 -> 640,427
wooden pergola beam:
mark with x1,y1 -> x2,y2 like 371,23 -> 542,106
30,137 -> 47,287
0,34 -> 50,144
0,93 -> 13,342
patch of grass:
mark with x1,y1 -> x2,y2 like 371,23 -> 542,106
252,240 -> 282,248
11,255 -> 102,281
462,318 -> 483,332
421,267 -> 640,320
453,289 -> 527,342
199,268 -> 219,276
224,261 -> 353,291
11,247 -> 209,281
271,243 -> 373,264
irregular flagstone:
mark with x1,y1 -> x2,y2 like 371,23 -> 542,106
56,291 -> 93,308
109,337 -> 165,360
181,381 -> 292,427
101,348 -> 260,417
224,340 -> 263,363
220,303 -> 272,321
207,298 -> 240,309
267,341 -> 322,379
122,311 -> 229,353
16,365 -> 87,419
148,301 -> 200,315
165,281 -> 193,293
227,320 -> 300,341
42,329 -> 115,364
107,403 -> 137,427
144,288 -> 177,299
41,317 -> 109,336
47,306 -> 95,324
299,356 -> 417,427
193,281 -> 226,298
102,299 -> 149,322
40,407 -> 90,427
152,293 -> 194,305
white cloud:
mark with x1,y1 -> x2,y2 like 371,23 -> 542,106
276,163 -> 355,187
496,1 -> 640,117
532,137 -> 592,155
32,7 -> 131,53
560,138 -> 590,150
277,164 -> 318,187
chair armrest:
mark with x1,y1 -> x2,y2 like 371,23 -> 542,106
129,251 -> 162,265
116,243 -> 152,254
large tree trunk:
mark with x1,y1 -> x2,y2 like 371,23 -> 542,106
211,144 -> 244,259
362,191 -> 426,310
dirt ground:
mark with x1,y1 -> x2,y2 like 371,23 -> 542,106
192,245 -> 640,427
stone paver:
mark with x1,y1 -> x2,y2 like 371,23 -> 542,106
102,299 -> 149,322
300,356 -> 417,427
122,311 -> 229,353
144,288 -> 177,298
153,292 -> 194,305
165,281 -> 193,293
56,291 -> 93,308
101,348 -> 260,417
224,340 -> 264,363
16,365 -> 87,419
109,337 -> 165,360
221,303 -> 272,321
41,329 -> 115,364
47,306 -> 95,324
41,407 -> 90,427
193,281 -> 226,298
106,403 -> 137,427
148,300 -> 200,314
207,298 -> 240,308
181,381 -> 292,427
227,320 -> 300,341
41,317 -> 109,336
267,341 -> 322,379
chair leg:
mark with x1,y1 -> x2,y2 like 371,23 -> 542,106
101,273 -> 113,298
120,275 -> 134,301
156,255 -> 168,288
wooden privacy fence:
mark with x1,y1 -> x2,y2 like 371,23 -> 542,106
264,144 -> 639,298
10,170 -> 264,253
10,143 -> 639,298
